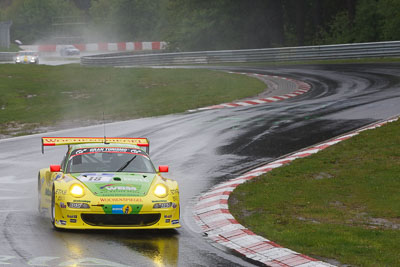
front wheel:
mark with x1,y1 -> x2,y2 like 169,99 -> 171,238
37,174 -> 41,213
51,188 -> 58,229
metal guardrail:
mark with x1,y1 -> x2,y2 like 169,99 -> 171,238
0,52 -> 16,62
81,41 -> 400,66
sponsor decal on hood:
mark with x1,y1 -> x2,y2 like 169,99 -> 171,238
72,173 -> 155,197
100,184 -> 137,191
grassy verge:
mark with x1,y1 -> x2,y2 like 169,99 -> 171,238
229,119 -> 400,267
0,44 -> 20,52
0,64 -> 265,137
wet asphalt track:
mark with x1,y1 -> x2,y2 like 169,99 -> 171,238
0,63 -> 399,266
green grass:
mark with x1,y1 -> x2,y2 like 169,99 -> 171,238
0,64 -> 265,136
229,119 -> 400,267
0,44 -> 20,52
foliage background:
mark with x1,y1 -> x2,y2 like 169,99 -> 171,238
0,0 -> 399,50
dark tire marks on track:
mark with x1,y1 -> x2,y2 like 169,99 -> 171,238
0,63 -> 399,266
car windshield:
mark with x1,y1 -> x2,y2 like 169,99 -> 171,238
19,51 -> 36,56
66,147 -> 155,173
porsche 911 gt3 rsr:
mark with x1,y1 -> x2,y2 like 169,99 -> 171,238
38,137 -> 180,230
15,51 -> 39,64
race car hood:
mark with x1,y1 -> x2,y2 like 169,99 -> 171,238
71,173 -> 155,197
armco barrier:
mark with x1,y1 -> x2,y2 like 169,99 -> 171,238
81,40 -> 400,66
0,52 -> 16,62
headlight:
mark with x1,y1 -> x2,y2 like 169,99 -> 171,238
154,184 -> 168,198
69,184 -> 85,197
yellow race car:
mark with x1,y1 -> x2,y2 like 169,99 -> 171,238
38,137 -> 180,230
15,51 -> 39,64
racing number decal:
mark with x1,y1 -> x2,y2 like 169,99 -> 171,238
78,174 -> 113,183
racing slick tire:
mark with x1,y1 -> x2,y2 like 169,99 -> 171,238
51,187 -> 60,230
37,173 -> 41,213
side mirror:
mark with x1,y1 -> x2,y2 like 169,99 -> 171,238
158,165 -> 169,173
50,165 -> 61,172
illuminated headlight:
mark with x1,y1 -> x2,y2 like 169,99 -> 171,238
153,202 -> 172,209
69,184 -> 85,197
153,184 -> 168,198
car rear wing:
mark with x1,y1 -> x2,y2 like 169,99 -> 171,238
41,137 -> 150,154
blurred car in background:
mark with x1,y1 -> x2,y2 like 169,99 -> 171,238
59,45 -> 80,56
15,51 -> 39,64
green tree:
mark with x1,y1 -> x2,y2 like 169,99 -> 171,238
378,0 -> 400,40
315,11 -> 355,44
2,0 -> 81,44
352,0 -> 382,42
314,0 -> 400,45
89,0 -> 164,41
3,0 -> 398,49
164,0 -> 286,51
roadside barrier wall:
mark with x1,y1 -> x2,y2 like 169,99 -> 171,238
80,40 -> 400,66
20,41 -> 167,53
0,41 -> 166,62
0,52 -> 16,62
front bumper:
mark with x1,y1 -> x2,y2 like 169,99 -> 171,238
54,200 -> 180,229
15,59 -> 38,64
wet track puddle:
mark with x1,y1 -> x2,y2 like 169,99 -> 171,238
1,63 -> 400,266
0,256 -> 130,266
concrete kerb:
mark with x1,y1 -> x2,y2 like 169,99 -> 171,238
187,72 -> 311,112
193,107 -> 399,266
